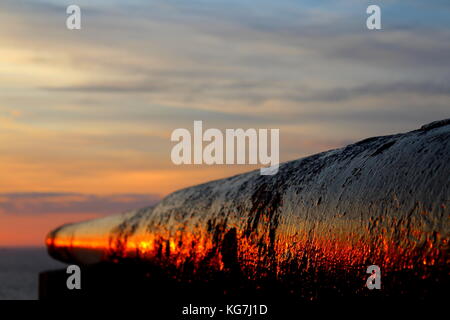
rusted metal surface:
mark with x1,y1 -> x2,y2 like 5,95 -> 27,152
47,120 -> 450,296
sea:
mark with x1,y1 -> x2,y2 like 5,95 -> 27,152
0,247 -> 67,300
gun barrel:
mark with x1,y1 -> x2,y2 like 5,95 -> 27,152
46,120 -> 450,295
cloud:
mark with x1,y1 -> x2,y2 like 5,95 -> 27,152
0,192 -> 161,215
4,0 -> 450,114
294,81 -> 450,103
327,31 -> 450,70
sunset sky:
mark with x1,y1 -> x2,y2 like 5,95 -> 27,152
1,0 -> 449,246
